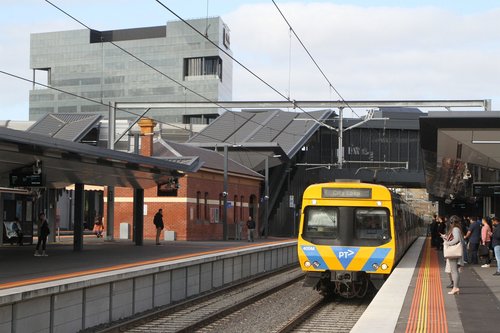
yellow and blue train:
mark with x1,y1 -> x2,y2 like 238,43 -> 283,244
297,180 -> 421,298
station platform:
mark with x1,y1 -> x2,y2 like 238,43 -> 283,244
353,237 -> 500,333
0,236 -> 293,289
2,236 -> 499,332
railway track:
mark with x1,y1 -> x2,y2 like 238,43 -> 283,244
97,266 -> 304,333
98,266 -> 372,333
276,297 -> 370,333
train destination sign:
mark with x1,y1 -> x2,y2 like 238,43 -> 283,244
322,188 -> 372,199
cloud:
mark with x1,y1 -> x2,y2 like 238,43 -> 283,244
2,2 -> 500,121
225,3 -> 500,110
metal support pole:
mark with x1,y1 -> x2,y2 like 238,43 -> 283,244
106,102 -> 115,241
265,157 -> 269,238
47,189 -> 57,243
74,183 -> 84,252
106,187 -> 114,241
134,188 -> 144,246
108,102 -> 115,150
338,107 -> 344,169
223,145 -> 228,240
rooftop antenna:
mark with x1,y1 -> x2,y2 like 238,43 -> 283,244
205,0 -> 210,37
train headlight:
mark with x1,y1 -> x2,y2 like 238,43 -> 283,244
381,263 -> 389,270
372,263 -> 379,270
304,261 -> 311,268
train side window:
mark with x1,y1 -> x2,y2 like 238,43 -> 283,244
303,206 -> 338,239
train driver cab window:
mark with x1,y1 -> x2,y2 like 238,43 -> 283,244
303,206 -> 338,239
354,208 -> 390,242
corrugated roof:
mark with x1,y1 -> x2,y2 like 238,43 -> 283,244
187,109 -> 335,170
27,113 -> 102,142
154,138 -> 263,179
188,109 -> 334,156
0,126 -> 201,189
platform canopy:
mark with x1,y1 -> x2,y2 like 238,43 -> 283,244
0,126 -> 201,189
187,109 -> 336,171
420,111 -> 500,198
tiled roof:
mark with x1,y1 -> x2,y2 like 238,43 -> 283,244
153,138 -> 263,179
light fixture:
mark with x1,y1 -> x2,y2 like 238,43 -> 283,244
472,140 -> 500,144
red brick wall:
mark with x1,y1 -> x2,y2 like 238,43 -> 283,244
104,170 -> 260,241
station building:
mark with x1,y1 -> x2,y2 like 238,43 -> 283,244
108,118 -> 262,241
29,17 -> 232,125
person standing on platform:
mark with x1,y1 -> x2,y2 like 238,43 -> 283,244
491,217 -> 500,276
93,214 -> 104,238
12,217 -> 23,246
246,216 -> 256,242
442,215 -> 464,295
436,216 -> 446,250
461,216 -> 470,263
35,212 -> 50,257
464,216 -> 481,264
430,214 -> 438,248
153,209 -> 164,245
480,217 -> 492,267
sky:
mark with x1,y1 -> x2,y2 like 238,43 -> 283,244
1,0 -> 500,120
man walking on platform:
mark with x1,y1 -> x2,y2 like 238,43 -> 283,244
153,209 -> 164,245
246,216 -> 256,242
35,212 -> 50,256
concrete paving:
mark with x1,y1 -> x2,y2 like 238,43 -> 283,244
0,236 -> 291,287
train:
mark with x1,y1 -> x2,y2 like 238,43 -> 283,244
297,180 -> 421,298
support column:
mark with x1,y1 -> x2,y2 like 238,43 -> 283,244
107,102 -> 116,241
338,107 -> 344,169
264,157 -> 269,238
223,145 -> 228,240
106,187 -> 114,241
134,188 -> 144,246
47,189 -> 57,243
74,183 -> 84,252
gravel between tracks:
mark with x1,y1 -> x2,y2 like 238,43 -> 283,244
198,281 -> 321,333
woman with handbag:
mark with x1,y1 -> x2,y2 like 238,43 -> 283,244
441,215 -> 464,295
480,217 -> 492,267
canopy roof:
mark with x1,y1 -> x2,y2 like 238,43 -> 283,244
0,127 -> 201,189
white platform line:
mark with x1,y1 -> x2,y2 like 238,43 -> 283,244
351,237 -> 425,333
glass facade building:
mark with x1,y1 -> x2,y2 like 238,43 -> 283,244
29,17 -> 232,124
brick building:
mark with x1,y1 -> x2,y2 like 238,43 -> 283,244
105,119 -> 263,241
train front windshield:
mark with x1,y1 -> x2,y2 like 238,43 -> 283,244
302,206 -> 391,246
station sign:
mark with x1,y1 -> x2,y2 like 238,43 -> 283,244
472,183 -> 500,197
9,172 -> 43,187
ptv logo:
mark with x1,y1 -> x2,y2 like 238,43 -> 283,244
338,249 -> 355,259
333,247 -> 359,269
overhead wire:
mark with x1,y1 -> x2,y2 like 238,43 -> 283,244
153,0 -> 337,130
43,0 -> 326,138
271,0 -> 361,119
0,69 -> 283,164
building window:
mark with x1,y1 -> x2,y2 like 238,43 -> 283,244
204,192 -> 209,221
234,195 -> 238,224
184,56 -> 222,81
196,191 -> 201,221
240,195 -> 244,221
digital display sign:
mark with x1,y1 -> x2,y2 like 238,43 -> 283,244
322,188 -> 372,199
9,173 -> 43,187
473,183 -> 500,197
